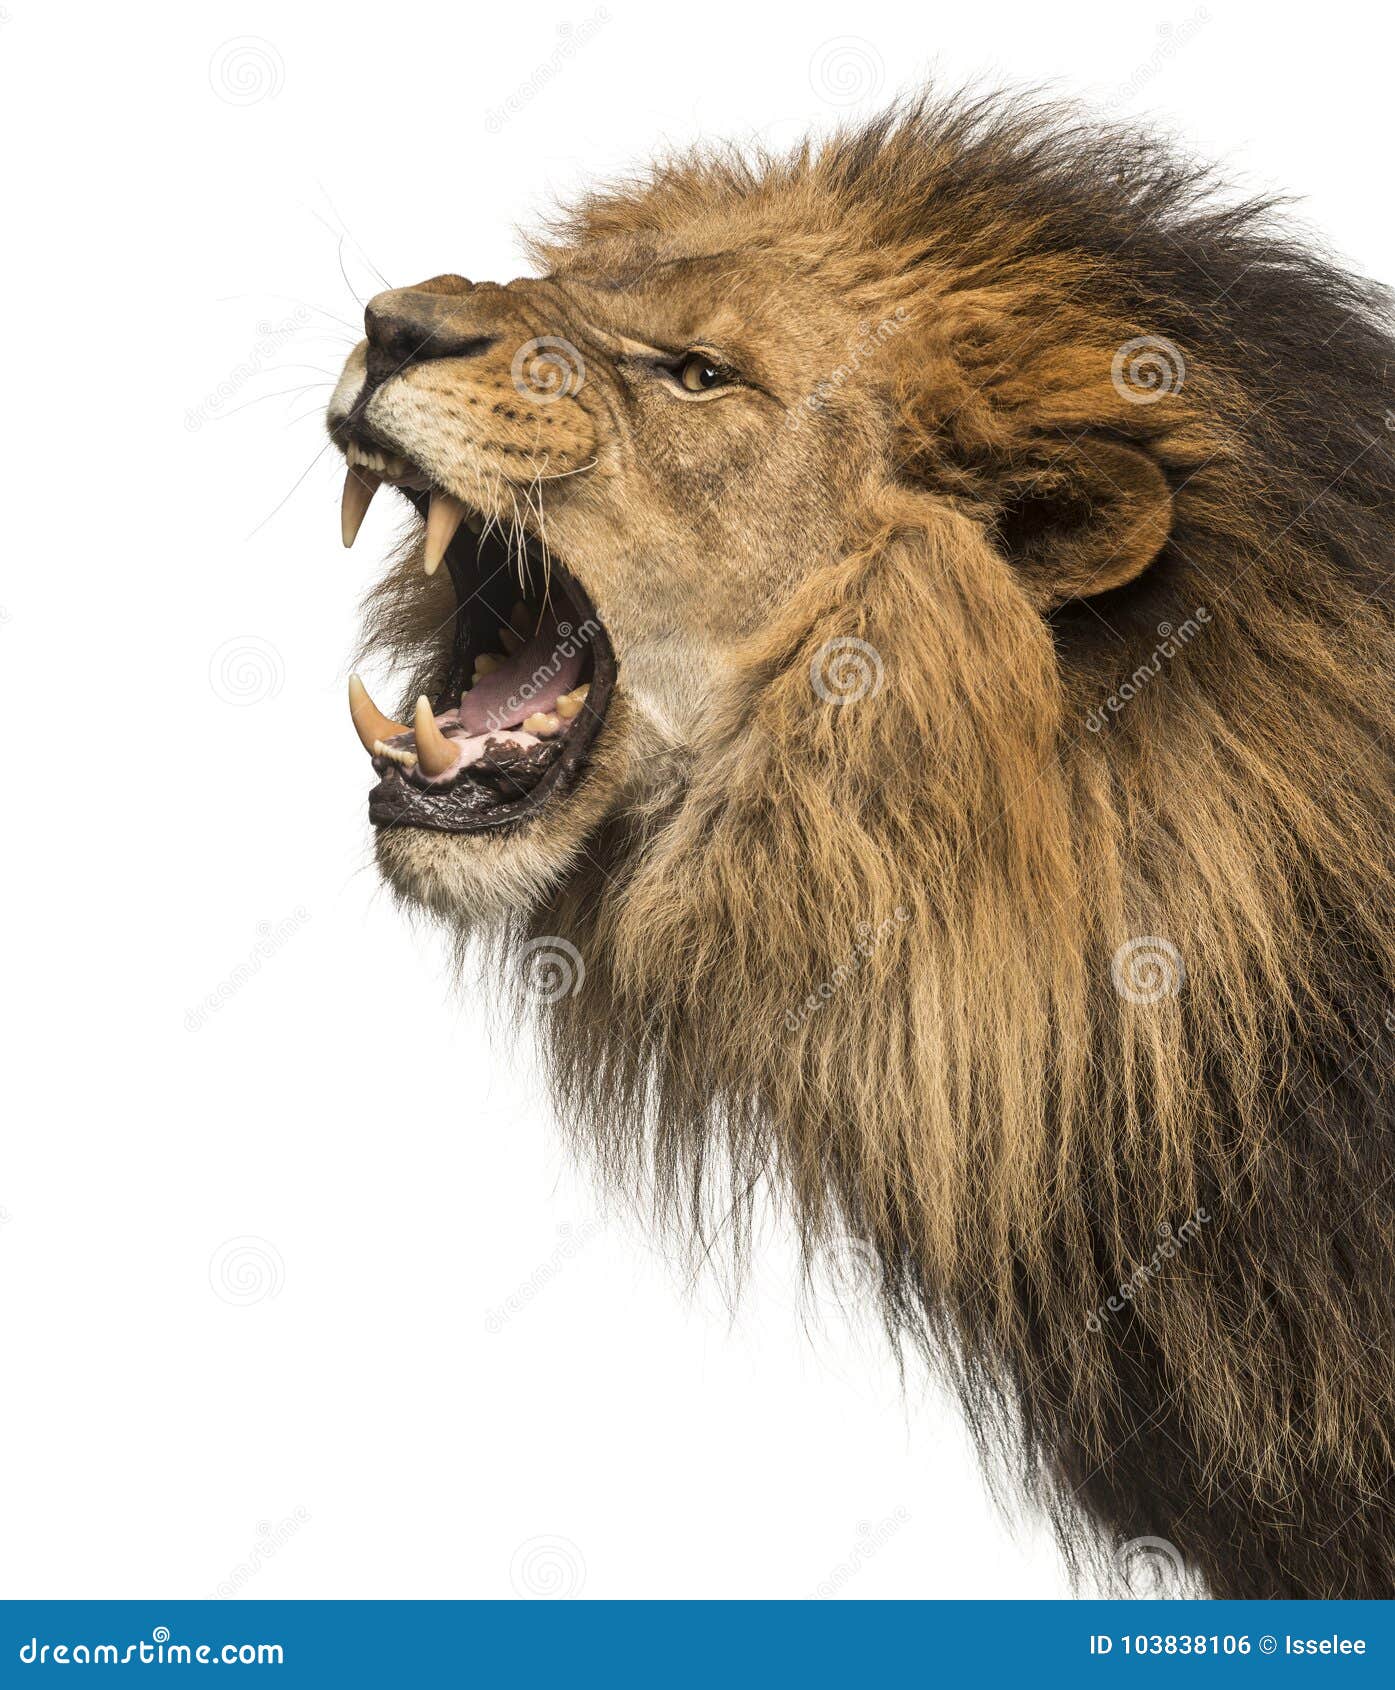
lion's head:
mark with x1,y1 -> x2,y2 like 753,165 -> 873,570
329,96 -> 1395,1598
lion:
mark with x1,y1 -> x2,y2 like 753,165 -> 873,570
325,94 -> 1395,1599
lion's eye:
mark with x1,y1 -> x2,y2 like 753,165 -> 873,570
677,353 -> 727,393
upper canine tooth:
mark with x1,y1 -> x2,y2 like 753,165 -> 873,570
414,695 -> 460,778
349,673 -> 409,755
508,601 -> 531,640
424,492 -> 468,576
341,467 -> 381,548
499,626 -> 522,656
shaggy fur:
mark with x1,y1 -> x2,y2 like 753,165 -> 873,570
347,94 -> 1395,1598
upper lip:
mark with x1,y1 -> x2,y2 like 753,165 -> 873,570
337,433 -> 618,834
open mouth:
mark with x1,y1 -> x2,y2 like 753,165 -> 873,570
339,438 -> 617,834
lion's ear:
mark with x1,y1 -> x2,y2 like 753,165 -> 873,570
993,437 -> 1173,606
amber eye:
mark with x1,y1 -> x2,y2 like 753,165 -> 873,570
677,353 -> 726,393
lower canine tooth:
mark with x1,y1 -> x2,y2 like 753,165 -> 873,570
472,653 -> 504,678
424,492 -> 468,576
555,685 -> 590,720
349,674 -> 409,755
341,467 -> 381,548
414,694 -> 460,778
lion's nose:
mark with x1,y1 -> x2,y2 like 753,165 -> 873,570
364,279 -> 498,374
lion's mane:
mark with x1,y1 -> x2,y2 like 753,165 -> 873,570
508,97 -> 1395,1599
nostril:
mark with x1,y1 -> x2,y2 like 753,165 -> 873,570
366,314 -> 495,367
364,291 -> 497,372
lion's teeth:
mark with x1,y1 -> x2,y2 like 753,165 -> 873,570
424,491 -> 467,576
499,626 -> 522,656
555,685 -> 590,720
472,653 -> 504,680
349,674 -> 408,755
414,695 -> 460,777
522,711 -> 562,737
373,739 -> 418,770
341,467 -> 381,548
508,601 -> 531,640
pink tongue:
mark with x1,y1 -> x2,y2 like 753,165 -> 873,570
458,605 -> 586,733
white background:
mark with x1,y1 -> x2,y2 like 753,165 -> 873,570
2,0 -> 1390,1601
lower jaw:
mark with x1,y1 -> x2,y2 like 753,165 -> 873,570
368,551 -> 618,836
